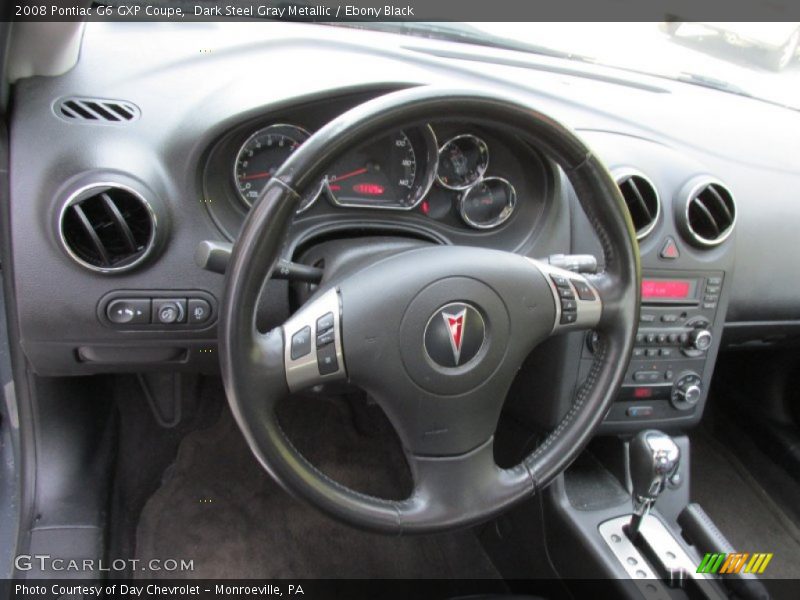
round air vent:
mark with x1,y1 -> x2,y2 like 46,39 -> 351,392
59,184 -> 157,273
682,180 -> 736,247
614,170 -> 660,240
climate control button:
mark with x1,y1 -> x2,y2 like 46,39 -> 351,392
671,372 -> 703,411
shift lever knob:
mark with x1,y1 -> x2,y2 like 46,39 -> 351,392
628,430 -> 680,539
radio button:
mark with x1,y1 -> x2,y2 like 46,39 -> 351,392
646,333 -> 656,344
634,370 -> 660,382
660,348 -> 673,358
560,311 -> 578,325
570,279 -> 596,301
661,314 -> 678,323
640,314 -> 656,323
668,333 -> 679,344
627,405 -> 654,418
708,276 -> 722,285
633,347 -> 644,357
558,287 -> 575,299
706,285 -> 720,294
645,348 -> 659,358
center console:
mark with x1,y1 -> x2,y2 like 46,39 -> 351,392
595,269 -> 729,431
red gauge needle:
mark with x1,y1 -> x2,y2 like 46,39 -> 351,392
329,167 -> 368,183
240,171 -> 272,181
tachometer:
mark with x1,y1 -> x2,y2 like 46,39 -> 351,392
324,127 -> 437,210
437,134 -> 489,190
234,124 -> 311,209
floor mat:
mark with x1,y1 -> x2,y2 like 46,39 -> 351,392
691,428 -> 800,580
136,394 -> 503,580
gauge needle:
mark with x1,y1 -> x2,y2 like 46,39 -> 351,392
240,171 -> 272,181
329,167 -> 368,182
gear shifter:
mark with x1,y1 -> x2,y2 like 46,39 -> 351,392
627,429 -> 680,541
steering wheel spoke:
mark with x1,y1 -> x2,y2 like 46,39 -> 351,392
531,259 -> 604,335
282,287 -> 347,392
398,438 -> 534,531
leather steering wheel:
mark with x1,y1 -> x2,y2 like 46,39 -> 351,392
220,88 -> 640,534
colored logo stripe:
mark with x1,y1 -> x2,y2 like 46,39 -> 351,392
697,552 -> 773,574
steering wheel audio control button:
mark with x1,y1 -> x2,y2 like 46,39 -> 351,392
316,329 -> 335,347
290,326 -> 312,360
316,312 -> 334,333
560,311 -> 578,325
570,279 -> 597,301
317,344 -> 339,375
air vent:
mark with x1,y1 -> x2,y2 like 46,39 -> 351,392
60,185 -> 156,273
615,171 -> 660,240
684,181 -> 736,247
56,97 -> 140,124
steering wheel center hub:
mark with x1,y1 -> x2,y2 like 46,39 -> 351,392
423,302 -> 486,368
400,276 -> 510,396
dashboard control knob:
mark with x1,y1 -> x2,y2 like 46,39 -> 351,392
671,372 -> 703,411
679,384 -> 702,405
689,329 -> 712,351
155,300 -> 185,324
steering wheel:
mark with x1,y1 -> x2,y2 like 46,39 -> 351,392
219,88 -> 639,534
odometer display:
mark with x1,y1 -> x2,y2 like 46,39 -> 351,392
234,124 -> 310,208
324,130 -> 418,208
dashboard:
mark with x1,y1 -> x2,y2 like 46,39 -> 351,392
6,22 -> 800,435
201,93 -> 550,251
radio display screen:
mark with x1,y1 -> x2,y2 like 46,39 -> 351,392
641,278 -> 696,300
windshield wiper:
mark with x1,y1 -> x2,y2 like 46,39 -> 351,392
328,21 -> 589,63
677,72 -> 752,97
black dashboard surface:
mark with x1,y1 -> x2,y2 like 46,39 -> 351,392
8,22 -> 800,376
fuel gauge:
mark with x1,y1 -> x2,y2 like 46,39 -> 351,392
459,177 -> 516,229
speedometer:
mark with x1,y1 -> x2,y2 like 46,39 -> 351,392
234,124 -> 310,208
324,126 -> 438,210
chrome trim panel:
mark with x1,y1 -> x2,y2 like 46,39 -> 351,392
283,287 -> 346,392
58,182 -> 158,274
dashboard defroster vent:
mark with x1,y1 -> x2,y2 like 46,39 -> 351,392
614,170 -> 660,240
683,181 -> 736,247
56,97 -> 140,124
59,184 -> 157,273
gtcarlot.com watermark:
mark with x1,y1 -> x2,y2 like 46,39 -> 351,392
15,554 -> 194,573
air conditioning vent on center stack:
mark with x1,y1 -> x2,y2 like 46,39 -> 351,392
60,184 -> 157,273
683,181 -> 736,247
615,171 -> 660,240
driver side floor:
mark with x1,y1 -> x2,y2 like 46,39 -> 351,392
135,392 -> 503,579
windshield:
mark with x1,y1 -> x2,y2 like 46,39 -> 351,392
339,22 -> 800,110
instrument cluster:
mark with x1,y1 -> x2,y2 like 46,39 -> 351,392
231,122 -> 520,230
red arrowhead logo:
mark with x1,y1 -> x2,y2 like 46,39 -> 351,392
441,307 -> 467,365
